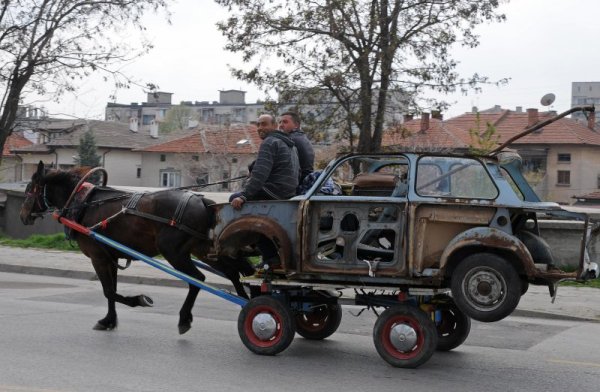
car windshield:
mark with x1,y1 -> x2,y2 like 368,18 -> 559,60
416,156 -> 498,199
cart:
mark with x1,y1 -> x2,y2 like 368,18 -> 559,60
49,105 -> 598,368
54,211 -> 469,369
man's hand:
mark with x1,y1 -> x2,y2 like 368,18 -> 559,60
231,197 -> 245,210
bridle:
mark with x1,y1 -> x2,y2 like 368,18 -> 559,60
25,182 -> 53,217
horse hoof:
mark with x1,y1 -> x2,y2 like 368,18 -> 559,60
93,322 -> 117,331
178,324 -> 191,335
138,295 -> 154,307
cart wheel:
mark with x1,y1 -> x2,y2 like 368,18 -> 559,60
450,253 -> 521,322
520,278 -> 529,296
373,305 -> 438,368
296,302 -> 342,340
238,296 -> 295,356
436,303 -> 471,351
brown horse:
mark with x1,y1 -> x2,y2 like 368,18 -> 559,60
20,161 -> 254,334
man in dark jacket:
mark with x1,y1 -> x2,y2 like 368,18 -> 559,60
278,111 -> 314,183
231,114 -> 299,210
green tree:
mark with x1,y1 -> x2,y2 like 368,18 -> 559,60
0,0 -> 170,164
76,130 -> 101,167
216,0 -> 506,153
468,113 -> 500,155
160,105 -> 199,133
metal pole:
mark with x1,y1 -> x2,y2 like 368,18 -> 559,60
489,105 -> 595,155
53,213 -> 248,307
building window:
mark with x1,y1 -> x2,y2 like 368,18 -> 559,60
196,173 -> 209,185
136,168 -> 141,178
557,170 -> 570,186
557,153 -> 571,163
142,114 -> 155,125
232,157 -> 238,163
221,171 -> 230,190
192,155 -> 199,162
160,154 -> 166,162
160,170 -> 181,187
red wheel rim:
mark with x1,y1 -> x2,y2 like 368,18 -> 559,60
381,315 -> 424,360
297,307 -> 328,332
244,305 -> 284,348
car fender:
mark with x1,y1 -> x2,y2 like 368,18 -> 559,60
217,216 -> 293,270
439,227 -> 536,277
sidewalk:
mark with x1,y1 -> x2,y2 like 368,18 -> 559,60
0,245 -> 598,322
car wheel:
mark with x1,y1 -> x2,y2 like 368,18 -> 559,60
238,296 -> 295,356
435,302 -> 471,351
373,305 -> 437,368
450,253 -> 521,322
296,300 -> 343,340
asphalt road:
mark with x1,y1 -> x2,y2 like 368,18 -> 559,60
1,271 -> 599,392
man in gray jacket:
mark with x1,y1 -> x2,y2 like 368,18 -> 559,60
231,114 -> 300,210
279,111 -> 314,183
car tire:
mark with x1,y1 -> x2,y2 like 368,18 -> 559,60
295,291 -> 343,340
435,302 -> 471,351
450,253 -> 521,323
373,305 -> 437,368
238,296 -> 295,356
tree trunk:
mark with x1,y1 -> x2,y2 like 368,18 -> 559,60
356,67 -> 374,153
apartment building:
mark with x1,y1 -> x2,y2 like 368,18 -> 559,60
105,90 -> 266,132
571,81 -> 600,125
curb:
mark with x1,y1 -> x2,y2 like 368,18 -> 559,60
510,309 -> 599,323
1,263 -> 597,323
0,263 -> 231,291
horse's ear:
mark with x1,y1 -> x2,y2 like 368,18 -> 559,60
37,161 -> 45,176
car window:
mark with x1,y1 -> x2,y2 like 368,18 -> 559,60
416,156 -> 498,199
499,167 -> 525,200
318,156 -> 409,197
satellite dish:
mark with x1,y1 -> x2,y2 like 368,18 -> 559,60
540,93 -> 556,106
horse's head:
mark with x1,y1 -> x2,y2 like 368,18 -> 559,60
20,161 -> 50,225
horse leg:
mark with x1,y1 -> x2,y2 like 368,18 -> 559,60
213,256 -> 252,299
90,255 -> 154,331
159,234 -> 206,335
176,263 -> 205,335
90,256 -> 119,330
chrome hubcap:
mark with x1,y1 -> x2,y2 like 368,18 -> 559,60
466,268 -> 504,308
389,323 -> 417,352
252,312 -> 277,340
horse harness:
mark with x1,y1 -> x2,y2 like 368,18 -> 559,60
63,183 -> 209,241
119,191 -> 208,240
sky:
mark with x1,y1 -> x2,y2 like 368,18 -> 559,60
31,0 -> 600,120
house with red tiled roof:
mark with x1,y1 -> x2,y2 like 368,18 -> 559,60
383,107 -> 600,204
134,124 -> 262,190
10,118 -> 199,186
1,133 -> 33,182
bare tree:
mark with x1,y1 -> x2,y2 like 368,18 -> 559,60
172,125 -> 256,191
160,105 -> 199,134
216,0 -> 507,153
0,0 -> 170,162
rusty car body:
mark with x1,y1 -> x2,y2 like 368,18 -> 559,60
211,150 -> 599,324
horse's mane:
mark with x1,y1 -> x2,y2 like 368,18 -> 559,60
43,166 -> 90,186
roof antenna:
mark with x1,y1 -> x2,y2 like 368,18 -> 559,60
540,93 -> 556,107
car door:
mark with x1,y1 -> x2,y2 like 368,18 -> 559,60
300,155 -> 410,278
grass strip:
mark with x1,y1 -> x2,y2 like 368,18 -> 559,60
0,233 -> 79,251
